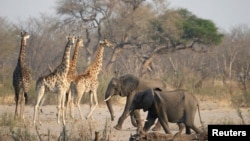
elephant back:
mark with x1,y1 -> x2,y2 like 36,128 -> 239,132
154,89 -> 186,105
140,78 -> 167,90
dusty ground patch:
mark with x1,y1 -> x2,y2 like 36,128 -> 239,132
0,99 -> 249,141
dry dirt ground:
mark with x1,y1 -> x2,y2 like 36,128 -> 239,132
0,97 -> 250,141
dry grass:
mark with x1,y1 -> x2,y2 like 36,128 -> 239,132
0,95 -> 15,105
0,72 -> 249,141
0,112 -> 112,141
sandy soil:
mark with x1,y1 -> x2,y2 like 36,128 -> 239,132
0,98 -> 250,141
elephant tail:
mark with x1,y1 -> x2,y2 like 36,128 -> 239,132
197,103 -> 205,129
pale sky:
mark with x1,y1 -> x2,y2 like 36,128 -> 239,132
0,0 -> 56,22
168,0 -> 250,32
0,0 -> 249,33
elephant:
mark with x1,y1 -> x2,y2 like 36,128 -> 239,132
129,88 -> 203,135
104,74 -> 167,130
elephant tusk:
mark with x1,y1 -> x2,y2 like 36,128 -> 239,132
104,95 -> 111,102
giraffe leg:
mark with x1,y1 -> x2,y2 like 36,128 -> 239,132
19,96 -> 22,119
20,92 -> 25,120
65,89 -> 70,119
66,89 -> 74,119
69,90 -> 74,119
60,92 -> 66,126
23,92 -> 28,120
75,87 -> 85,120
86,90 -> 98,119
34,83 -> 45,126
87,91 -> 93,119
37,94 -> 47,126
70,84 -> 76,119
57,91 -> 63,125
14,88 -> 20,119
76,95 -> 84,120
22,79 -> 30,120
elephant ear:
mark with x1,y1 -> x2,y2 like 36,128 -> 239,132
142,89 -> 155,111
111,70 -> 120,88
112,77 -> 122,95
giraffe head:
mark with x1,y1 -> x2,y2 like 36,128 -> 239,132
76,36 -> 84,48
21,32 -> 30,46
99,39 -> 114,49
66,34 -> 76,45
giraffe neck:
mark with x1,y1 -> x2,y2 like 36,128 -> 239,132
70,41 -> 81,71
57,40 -> 72,75
18,38 -> 27,68
85,44 -> 104,77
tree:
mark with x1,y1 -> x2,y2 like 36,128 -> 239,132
0,17 -> 20,81
14,14 -> 70,79
56,0 -> 115,64
55,1 -> 223,78
104,1 -> 155,71
140,8 -> 223,77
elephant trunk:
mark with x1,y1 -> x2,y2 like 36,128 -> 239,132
106,99 -> 115,121
105,91 -> 115,121
130,109 -> 141,127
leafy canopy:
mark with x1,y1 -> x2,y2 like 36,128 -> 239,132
148,8 -> 223,49
180,9 -> 223,45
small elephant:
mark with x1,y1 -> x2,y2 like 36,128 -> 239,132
104,74 -> 167,130
129,88 -> 203,135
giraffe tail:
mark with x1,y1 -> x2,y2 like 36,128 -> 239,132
24,92 -> 28,104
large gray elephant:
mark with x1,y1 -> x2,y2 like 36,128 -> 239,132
129,88 -> 203,135
104,74 -> 167,130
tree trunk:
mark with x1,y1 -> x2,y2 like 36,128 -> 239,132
106,47 -> 123,71
140,54 -> 156,78
106,34 -> 128,71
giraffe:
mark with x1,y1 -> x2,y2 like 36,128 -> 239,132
33,35 -> 75,126
65,36 -> 84,118
74,39 -> 113,120
12,31 -> 32,120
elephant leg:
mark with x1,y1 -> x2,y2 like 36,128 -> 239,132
185,125 -> 191,134
114,96 -> 134,130
114,112 -> 128,130
185,123 -> 202,134
173,122 -> 185,137
131,109 -> 141,127
132,109 -> 144,134
173,123 -> 185,138
143,112 -> 157,132
177,123 -> 185,134
152,119 -> 162,131
185,111 -> 202,134
158,111 -> 172,134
